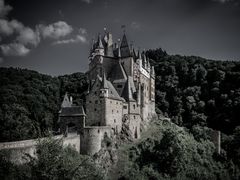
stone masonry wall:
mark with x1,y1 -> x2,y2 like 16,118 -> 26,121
80,126 -> 111,155
0,133 -> 80,164
105,98 -> 123,134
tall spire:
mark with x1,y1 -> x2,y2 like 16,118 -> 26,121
96,34 -> 104,49
101,72 -> 108,89
120,33 -> 131,57
122,77 -> 135,101
118,38 -> 121,58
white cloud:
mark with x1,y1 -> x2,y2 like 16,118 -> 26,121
0,19 -> 24,36
81,0 -> 92,4
38,21 -> 73,39
53,27 -> 88,45
79,27 -> 87,35
17,27 -> 40,46
0,0 -> 12,18
0,0 -> 78,61
0,43 -> 30,56
53,34 -> 87,45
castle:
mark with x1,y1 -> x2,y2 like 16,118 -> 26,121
59,30 -> 156,155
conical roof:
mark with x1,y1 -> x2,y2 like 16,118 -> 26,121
101,73 -> 108,89
120,34 -> 129,48
96,34 -> 104,49
121,77 -> 135,101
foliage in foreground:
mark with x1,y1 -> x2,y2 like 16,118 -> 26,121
118,120 -> 240,180
0,138 -> 103,180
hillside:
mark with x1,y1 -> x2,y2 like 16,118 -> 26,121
0,50 -> 240,179
147,49 -> 240,134
0,67 -> 87,142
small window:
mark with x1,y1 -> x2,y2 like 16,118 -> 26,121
112,110 -> 114,113
133,104 -> 136,109
114,119 -> 116,123
89,101 -> 92,103
110,101 -> 112,104
94,91 -> 97,95
117,84 -> 123,88
117,110 -> 119,113
134,115 -> 136,119
95,100 -> 98,104
123,105 -> 127,109
116,102 -> 118,105
94,108 -> 97,111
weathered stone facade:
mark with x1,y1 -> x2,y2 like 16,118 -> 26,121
59,30 -> 156,155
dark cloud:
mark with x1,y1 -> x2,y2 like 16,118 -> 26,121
0,0 -> 11,17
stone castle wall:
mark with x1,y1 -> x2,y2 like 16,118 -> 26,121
86,79 -> 104,126
0,133 -> 80,164
105,98 -> 123,133
80,126 -> 111,155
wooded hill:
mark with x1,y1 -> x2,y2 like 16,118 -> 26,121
1,49 -> 240,179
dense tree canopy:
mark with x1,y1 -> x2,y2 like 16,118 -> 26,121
146,48 -> 240,134
0,68 -> 87,142
1,49 -> 240,179
118,120 -> 238,180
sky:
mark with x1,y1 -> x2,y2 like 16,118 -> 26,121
0,0 -> 240,75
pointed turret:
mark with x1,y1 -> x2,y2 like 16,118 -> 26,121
94,34 -> 104,56
106,32 -> 114,57
96,34 -> 104,49
100,72 -> 109,98
61,93 -> 72,108
122,78 -> 135,101
120,33 -> 129,48
101,72 -> 108,89
118,39 -> 121,58
120,33 -> 131,57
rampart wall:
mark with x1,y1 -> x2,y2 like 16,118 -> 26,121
0,133 -> 80,164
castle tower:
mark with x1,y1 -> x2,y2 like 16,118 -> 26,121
94,34 -> 104,56
100,73 -> 109,98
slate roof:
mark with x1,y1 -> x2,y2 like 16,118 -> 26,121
60,106 -> 86,116
109,61 -> 127,81
101,73 -> 108,89
120,34 -> 131,58
121,76 -> 136,102
106,80 -> 123,101
97,75 -> 123,101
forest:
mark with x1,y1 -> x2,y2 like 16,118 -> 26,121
0,49 -> 240,179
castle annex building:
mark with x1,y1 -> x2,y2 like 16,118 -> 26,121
59,30 -> 156,155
